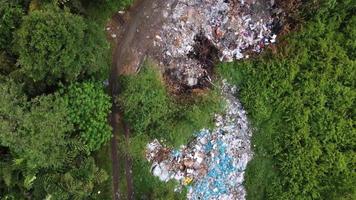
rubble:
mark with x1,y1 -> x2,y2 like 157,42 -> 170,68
146,81 -> 253,200
154,0 -> 280,88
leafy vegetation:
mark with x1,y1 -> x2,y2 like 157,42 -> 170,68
64,82 -> 112,152
0,0 -> 129,199
16,6 -> 109,84
81,0 -> 133,25
1,0 -> 354,199
119,63 -> 223,147
117,63 -> 223,198
0,0 -> 23,51
218,1 -> 355,199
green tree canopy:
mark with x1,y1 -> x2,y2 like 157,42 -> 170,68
0,0 -> 23,51
16,8 -> 86,84
16,7 -> 109,85
0,79 -> 109,199
32,157 -> 108,200
0,90 -> 74,170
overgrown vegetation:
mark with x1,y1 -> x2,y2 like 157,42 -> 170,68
117,63 -> 223,198
0,0 -> 129,199
218,1 -> 355,199
119,63 -> 223,148
1,0 -> 354,199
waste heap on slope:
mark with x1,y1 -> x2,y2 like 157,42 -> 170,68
146,81 -> 253,200
154,0 -> 279,87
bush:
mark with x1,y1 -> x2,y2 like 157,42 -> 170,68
218,1 -> 355,199
119,66 -> 174,137
0,81 -> 74,170
119,63 -> 223,147
64,82 -> 112,152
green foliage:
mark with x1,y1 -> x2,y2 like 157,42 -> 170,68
92,142 -> 113,199
0,79 -> 110,199
82,21 -> 111,78
32,157 -> 108,200
16,7 -> 86,84
64,82 -> 112,152
0,78 -> 25,137
0,0 -> 127,198
0,88 -> 74,170
0,1 -> 23,51
16,7 -> 110,85
82,0 -> 133,25
119,66 -> 173,137
218,1 -> 356,199
20,95 -> 74,170
118,63 -> 223,198
0,81 -> 27,199
0,51 -> 16,75
119,64 -> 223,147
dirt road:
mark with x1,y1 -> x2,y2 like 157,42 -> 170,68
107,0 -> 169,199
110,0 -> 169,76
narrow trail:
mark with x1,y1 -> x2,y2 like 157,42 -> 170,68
107,0 -> 168,199
123,123 -> 134,199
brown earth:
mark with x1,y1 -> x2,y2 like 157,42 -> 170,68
107,0 -> 170,199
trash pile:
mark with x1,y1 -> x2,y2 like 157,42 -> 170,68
154,0 -> 279,88
146,81 -> 253,200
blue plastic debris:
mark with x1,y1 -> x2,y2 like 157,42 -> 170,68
146,81 -> 253,200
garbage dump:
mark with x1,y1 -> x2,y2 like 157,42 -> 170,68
154,0 -> 280,88
146,81 -> 253,200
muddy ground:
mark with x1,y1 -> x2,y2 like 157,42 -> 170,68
107,0 -> 168,199
107,0 -> 169,75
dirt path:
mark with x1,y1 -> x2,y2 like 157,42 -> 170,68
110,0 -> 168,76
107,0 -> 169,199
123,123 -> 134,200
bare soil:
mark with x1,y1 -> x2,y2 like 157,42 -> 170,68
107,0 -> 169,199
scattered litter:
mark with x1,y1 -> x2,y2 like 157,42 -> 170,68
146,81 -> 253,200
154,0 -> 280,88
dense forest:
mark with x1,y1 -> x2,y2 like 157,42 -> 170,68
0,0 -> 131,199
0,0 -> 355,199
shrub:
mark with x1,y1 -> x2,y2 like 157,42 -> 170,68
119,63 -> 223,147
64,82 -> 112,152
